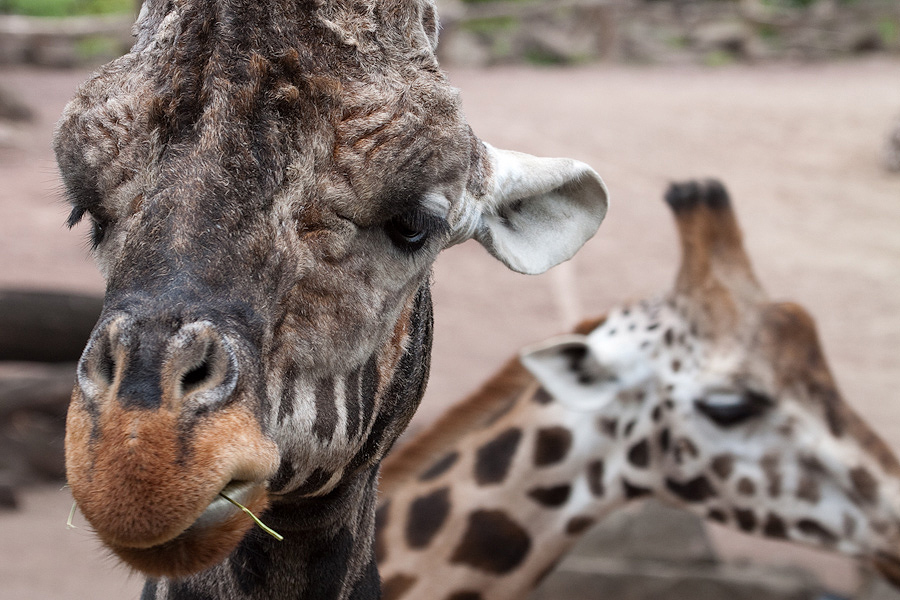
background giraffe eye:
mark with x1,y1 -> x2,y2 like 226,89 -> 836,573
695,390 -> 772,427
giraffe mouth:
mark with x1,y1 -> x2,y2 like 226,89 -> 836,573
873,551 -> 900,590
106,480 -> 271,578
193,480 -> 258,529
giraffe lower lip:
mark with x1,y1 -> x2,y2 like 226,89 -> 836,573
873,551 -> 900,590
191,480 -> 257,531
106,480 -> 271,578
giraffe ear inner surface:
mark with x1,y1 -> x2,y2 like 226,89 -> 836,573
520,334 -> 617,412
473,144 -> 609,275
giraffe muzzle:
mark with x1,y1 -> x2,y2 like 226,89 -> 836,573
65,313 -> 280,577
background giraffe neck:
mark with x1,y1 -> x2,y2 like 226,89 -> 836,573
145,467 -> 382,600
377,358 -> 639,600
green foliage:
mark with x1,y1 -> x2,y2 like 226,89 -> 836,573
878,18 -> 899,45
703,49 -> 735,66
0,0 -> 132,17
462,16 -> 518,35
760,0 -> 856,7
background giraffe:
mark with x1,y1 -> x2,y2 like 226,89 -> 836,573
53,1 -> 608,598
375,180 -> 900,600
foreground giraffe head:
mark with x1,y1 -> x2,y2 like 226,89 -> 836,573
54,0 -> 607,579
375,180 -> 900,600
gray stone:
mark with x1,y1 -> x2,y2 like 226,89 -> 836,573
570,500 -> 718,564
857,572 -> 900,600
531,557 -> 822,600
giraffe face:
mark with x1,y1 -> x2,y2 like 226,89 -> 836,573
525,297 -> 900,586
55,0 -> 607,578
523,180 -> 900,587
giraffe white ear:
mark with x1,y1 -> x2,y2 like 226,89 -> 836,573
473,144 -> 609,275
519,334 -> 617,412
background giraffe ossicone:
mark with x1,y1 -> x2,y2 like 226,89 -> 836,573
52,0 -> 608,595
375,180 -> 900,600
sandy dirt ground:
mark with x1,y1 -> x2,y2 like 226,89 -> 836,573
0,58 -> 898,598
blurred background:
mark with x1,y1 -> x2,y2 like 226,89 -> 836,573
0,0 -> 898,598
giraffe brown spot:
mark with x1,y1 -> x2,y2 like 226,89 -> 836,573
623,479 -> 652,499
707,508 -> 728,524
527,484 -> 572,508
664,328 -> 674,346
710,454 -> 734,480
651,404 -> 662,422
763,513 -> 787,539
374,501 -> 389,563
658,428 -> 670,453
534,427 -> 573,467
850,466 -> 879,504
445,592 -> 483,600
474,427 -> 522,486
737,477 -> 756,496
599,417 -> 618,437
587,460 -> 605,496
797,519 -> 838,546
406,487 -> 451,549
734,508 -> 757,532
671,359 -> 681,373
419,451 -> 459,481
450,510 -> 531,574
674,438 -> 699,464
382,574 -> 417,600
624,420 -> 636,437
533,387 -> 553,405
796,474 -> 820,504
666,476 -> 716,502
628,439 -> 651,468
566,516 -> 595,535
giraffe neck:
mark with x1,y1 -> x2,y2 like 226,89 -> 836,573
144,466 -> 382,600
377,371 -> 647,600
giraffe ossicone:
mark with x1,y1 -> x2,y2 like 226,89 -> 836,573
54,0 -> 607,596
375,180 -> 900,600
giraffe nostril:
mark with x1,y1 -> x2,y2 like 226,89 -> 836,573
95,337 -> 116,386
171,324 -> 236,400
181,347 -> 214,395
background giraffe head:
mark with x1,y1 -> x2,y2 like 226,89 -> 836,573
524,180 -> 900,587
54,0 -> 608,578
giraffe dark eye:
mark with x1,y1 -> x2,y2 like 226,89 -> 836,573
695,390 -> 772,427
66,205 -> 111,250
384,210 -> 445,254
90,216 -> 110,249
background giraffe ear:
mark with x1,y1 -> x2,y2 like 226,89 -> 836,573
520,334 -> 617,412
472,144 -> 609,275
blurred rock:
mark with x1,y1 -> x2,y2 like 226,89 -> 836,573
884,119 -> 900,173
531,500 -> 826,600
857,572 -> 900,600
